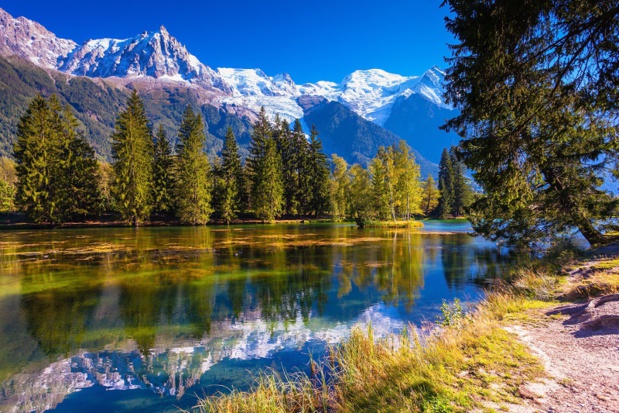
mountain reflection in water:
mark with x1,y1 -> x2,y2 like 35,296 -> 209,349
0,223 -> 521,413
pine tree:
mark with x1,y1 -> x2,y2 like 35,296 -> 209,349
14,95 -> 100,223
248,108 -> 283,222
111,90 -> 154,226
421,175 -> 439,216
216,126 -> 244,223
292,120 -> 311,215
13,95 -> 59,222
437,148 -> 455,219
276,119 -> 300,215
306,125 -> 331,217
52,100 -> 101,222
152,125 -> 175,218
450,149 -> 472,218
330,154 -> 350,221
443,0 -> 619,245
175,106 -> 213,225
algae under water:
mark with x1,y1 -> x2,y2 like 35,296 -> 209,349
0,222 -> 518,412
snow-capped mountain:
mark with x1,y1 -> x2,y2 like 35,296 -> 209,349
58,26 -> 231,92
217,66 -> 450,126
0,7 -> 448,125
0,7 -> 76,69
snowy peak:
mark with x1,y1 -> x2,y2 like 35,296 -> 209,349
58,26 -> 226,89
0,8 -> 76,69
218,68 -> 298,97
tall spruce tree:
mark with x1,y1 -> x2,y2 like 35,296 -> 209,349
14,95 -> 100,223
54,101 -> 101,221
216,127 -> 244,223
14,95 -> 59,222
248,108 -> 284,222
276,119 -> 300,215
443,0 -> 619,246
306,125 -> 331,217
437,148 -> 455,219
292,120 -> 311,214
152,125 -> 175,218
175,106 -> 213,225
111,90 -> 154,226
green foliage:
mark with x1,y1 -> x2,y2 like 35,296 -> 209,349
443,0 -> 619,246
370,141 -> 422,221
330,154 -> 350,221
152,125 -> 175,217
214,127 -> 244,223
111,91 -> 154,225
421,175 -> 439,216
0,157 -> 16,212
437,148 -> 454,219
349,164 -> 372,222
13,94 -> 101,222
438,298 -> 465,327
306,125 -> 331,217
175,106 -> 213,225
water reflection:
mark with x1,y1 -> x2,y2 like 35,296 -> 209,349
0,224 -> 516,413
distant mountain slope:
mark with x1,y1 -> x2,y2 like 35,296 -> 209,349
0,55 -> 252,160
383,93 -> 460,163
302,100 -> 438,178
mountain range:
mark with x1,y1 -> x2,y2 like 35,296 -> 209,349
0,7 -> 459,176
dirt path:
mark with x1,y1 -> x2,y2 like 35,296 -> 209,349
507,294 -> 619,413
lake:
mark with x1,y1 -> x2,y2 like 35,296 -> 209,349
0,222 -> 516,413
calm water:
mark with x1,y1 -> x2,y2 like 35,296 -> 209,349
0,222 -> 516,413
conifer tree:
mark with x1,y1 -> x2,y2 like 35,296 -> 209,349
421,175 -> 439,216
450,149 -> 472,218
306,125 -> 331,217
14,95 -> 101,223
152,125 -> 175,218
52,99 -> 101,221
248,108 -> 284,222
437,148 -> 455,219
13,95 -> 59,222
175,106 -> 213,225
111,90 -> 154,226
292,120 -> 311,214
330,154 -> 350,221
216,126 -> 244,223
276,119 -> 300,215
443,0 -> 619,245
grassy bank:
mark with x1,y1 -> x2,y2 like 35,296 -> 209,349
189,246 -> 619,413
356,219 -> 424,229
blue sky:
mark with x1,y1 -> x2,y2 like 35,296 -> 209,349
1,0 -> 454,84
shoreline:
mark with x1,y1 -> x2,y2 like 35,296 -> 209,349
193,244 -> 619,412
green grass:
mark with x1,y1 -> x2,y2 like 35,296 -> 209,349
357,220 -> 424,229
